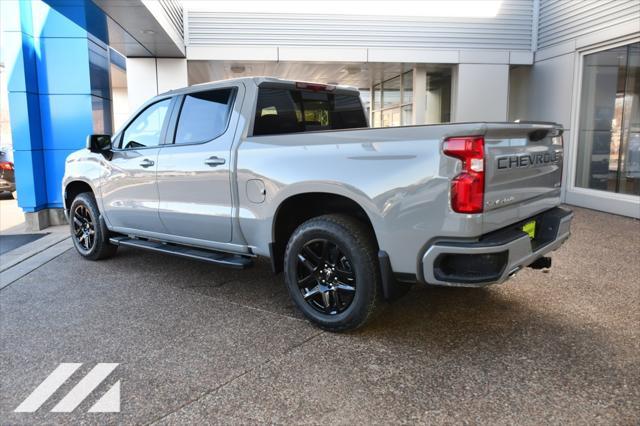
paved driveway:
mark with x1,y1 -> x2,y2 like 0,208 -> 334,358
1,207 -> 638,424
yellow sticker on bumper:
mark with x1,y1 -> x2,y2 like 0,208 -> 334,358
523,220 -> 536,239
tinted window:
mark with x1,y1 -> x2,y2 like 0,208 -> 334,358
333,94 -> 369,129
253,88 -> 367,136
174,89 -> 233,144
121,99 -> 171,149
254,88 -> 303,136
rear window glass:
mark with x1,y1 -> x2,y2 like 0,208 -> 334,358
253,88 -> 367,136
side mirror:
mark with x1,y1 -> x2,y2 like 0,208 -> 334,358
87,134 -> 112,153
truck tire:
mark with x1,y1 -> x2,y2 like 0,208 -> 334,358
284,214 -> 380,331
69,192 -> 117,260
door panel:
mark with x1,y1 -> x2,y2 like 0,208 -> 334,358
157,143 -> 232,242
156,87 -> 239,243
100,97 -> 172,233
101,148 -> 164,232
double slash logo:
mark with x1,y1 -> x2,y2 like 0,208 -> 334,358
14,363 -> 120,413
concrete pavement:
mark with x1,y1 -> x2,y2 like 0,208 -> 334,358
0,206 -> 638,424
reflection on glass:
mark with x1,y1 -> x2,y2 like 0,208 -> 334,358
372,85 -> 381,111
121,99 -> 171,149
576,42 -> 640,196
402,71 -> 413,105
425,68 -> 452,124
92,96 -> 112,135
402,105 -> 413,126
372,111 -> 381,128
175,89 -> 233,144
382,108 -> 401,127
382,75 -> 401,109
371,67 -> 452,128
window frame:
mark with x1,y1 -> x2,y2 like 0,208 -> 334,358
564,36 -> 640,218
370,70 -> 414,128
113,96 -> 176,151
164,87 -> 237,148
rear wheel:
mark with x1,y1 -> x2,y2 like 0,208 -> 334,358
69,192 -> 117,260
284,214 -> 380,331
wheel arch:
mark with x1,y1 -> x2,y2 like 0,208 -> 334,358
64,180 -> 95,212
270,191 -> 380,273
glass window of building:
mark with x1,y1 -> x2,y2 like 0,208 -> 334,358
425,68 -> 452,124
575,42 -> 639,196
371,70 -> 414,128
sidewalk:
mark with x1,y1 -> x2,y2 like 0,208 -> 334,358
0,197 -> 70,289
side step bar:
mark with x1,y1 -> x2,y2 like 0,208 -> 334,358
109,236 -> 253,269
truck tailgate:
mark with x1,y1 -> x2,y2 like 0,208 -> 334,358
482,123 -> 564,234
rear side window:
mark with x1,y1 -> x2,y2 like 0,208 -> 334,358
174,89 -> 233,144
253,88 -> 367,136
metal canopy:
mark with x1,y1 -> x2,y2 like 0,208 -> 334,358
93,0 -> 185,57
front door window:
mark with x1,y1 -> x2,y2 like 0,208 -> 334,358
576,42 -> 640,196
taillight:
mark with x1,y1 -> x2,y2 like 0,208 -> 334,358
443,136 -> 485,214
0,161 -> 13,171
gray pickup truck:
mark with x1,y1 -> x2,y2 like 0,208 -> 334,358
63,77 -> 573,331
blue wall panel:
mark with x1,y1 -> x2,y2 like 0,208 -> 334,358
8,92 -> 43,152
4,0 -> 113,213
12,150 -> 47,212
39,94 -> 94,151
31,0 -> 88,38
36,37 -> 91,95
3,32 -> 38,94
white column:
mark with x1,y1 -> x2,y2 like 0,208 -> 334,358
126,58 -> 158,112
157,58 -> 188,93
125,58 -> 188,112
412,65 -> 427,125
454,64 -> 509,122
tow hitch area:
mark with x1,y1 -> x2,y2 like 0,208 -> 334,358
528,256 -> 552,270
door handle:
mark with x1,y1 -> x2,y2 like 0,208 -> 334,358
204,156 -> 226,167
139,158 -> 155,168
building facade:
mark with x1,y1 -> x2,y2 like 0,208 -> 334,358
2,0 -> 639,228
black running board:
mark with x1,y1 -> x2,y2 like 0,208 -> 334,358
109,236 -> 253,269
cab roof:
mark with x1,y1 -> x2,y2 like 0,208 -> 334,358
161,76 -> 360,97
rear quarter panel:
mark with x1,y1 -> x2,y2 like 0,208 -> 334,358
236,124 -> 489,275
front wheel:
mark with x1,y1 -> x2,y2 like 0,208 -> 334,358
284,214 -> 381,331
69,192 -> 117,260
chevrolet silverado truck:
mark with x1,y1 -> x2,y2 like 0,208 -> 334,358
63,77 -> 573,331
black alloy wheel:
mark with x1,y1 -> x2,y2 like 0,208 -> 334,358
69,192 -> 117,260
284,214 -> 381,331
72,203 -> 95,252
295,238 -> 357,315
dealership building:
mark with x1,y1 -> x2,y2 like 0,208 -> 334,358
1,0 -> 639,228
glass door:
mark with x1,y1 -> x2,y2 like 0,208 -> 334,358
575,42 -> 640,196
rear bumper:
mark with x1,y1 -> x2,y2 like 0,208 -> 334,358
421,207 -> 573,287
